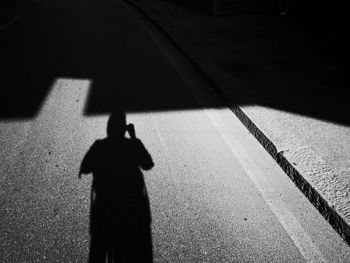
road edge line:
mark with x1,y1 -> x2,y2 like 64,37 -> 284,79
123,0 -> 350,246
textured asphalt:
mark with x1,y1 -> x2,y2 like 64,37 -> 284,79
125,0 -> 350,245
1,0 -> 350,262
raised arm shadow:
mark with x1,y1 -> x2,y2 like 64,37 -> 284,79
80,110 -> 154,263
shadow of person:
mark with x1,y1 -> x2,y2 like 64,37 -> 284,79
79,111 -> 154,263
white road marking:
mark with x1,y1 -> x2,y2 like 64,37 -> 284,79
203,108 -> 327,263
138,15 -> 328,261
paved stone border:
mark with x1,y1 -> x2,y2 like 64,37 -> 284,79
123,0 -> 350,245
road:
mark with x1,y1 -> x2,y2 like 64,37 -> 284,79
1,0 -> 350,262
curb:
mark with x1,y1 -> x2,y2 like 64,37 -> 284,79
123,0 -> 350,245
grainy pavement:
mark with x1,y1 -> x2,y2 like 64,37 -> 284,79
0,0 -> 350,262
126,0 -> 350,246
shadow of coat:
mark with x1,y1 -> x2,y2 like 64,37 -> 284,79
80,111 -> 154,263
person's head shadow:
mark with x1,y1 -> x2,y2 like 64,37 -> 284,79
79,110 -> 154,263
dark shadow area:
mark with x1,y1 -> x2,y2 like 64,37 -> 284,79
0,0 -> 222,120
0,0 -> 349,126
133,0 -> 349,125
0,0 -> 37,24
79,110 -> 154,263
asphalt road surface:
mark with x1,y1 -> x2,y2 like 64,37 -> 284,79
1,0 -> 350,262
